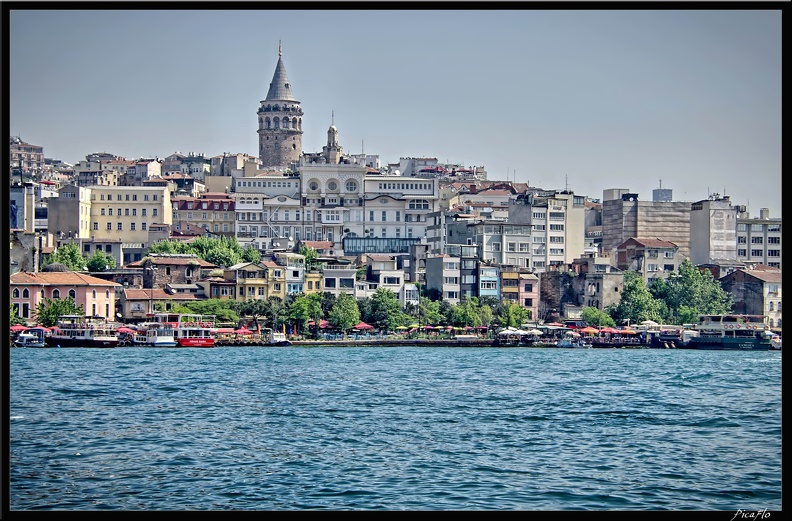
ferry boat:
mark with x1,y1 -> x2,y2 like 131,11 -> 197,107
45,315 -> 120,348
684,314 -> 777,350
175,313 -> 216,347
133,313 -> 178,347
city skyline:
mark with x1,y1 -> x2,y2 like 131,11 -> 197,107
9,8 -> 782,217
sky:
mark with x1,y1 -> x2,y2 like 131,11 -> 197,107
8,8 -> 782,217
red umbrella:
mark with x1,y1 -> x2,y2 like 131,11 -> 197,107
10,325 -> 28,332
353,322 -> 373,330
117,327 -> 136,334
235,328 -> 252,334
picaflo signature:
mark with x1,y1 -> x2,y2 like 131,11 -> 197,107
732,509 -> 771,521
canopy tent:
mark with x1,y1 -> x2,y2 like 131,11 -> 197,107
353,322 -> 374,330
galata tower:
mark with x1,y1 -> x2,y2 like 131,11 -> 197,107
257,42 -> 303,168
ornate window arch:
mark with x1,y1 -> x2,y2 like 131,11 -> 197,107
68,289 -> 76,299
53,289 -> 61,299
274,117 -> 280,129
346,180 -> 358,192
23,288 -> 29,298
12,288 -> 19,298
92,289 -> 97,299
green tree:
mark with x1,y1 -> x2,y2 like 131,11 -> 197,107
495,302 -> 531,329
44,243 -> 85,271
649,260 -> 733,324
607,271 -> 663,325
234,299 -> 268,330
34,296 -> 84,327
177,299 -> 239,324
241,245 -> 262,263
451,297 -> 483,327
419,298 -> 442,326
204,245 -> 239,268
368,288 -> 405,332
86,250 -> 117,272
289,293 -> 323,333
263,296 -> 288,332
298,245 -> 318,269
328,292 -> 360,335
10,304 -> 27,326
581,306 -> 615,328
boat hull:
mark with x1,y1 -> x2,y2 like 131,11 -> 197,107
177,338 -> 215,348
45,336 -> 119,348
683,337 -> 775,350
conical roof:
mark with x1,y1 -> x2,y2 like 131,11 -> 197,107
265,56 -> 297,102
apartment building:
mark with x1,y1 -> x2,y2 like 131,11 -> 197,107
172,193 -> 236,237
615,237 -> 681,286
736,208 -> 782,270
720,266 -> 782,328
425,254 -> 461,305
689,195 -> 738,266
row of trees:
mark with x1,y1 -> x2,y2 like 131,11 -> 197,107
43,243 -> 117,272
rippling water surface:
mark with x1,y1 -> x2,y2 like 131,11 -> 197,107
9,346 -> 782,511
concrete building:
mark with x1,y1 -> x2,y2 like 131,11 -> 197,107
689,195 -> 738,266
614,237 -> 681,286
425,254 -> 461,305
720,266 -> 782,329
601,188 -> 692,261
10,136 -> 44,181
736,208 -> 782,270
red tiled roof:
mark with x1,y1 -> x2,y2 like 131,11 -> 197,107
10,271 -> 122,286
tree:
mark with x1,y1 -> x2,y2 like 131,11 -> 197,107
607,271 -> 663,325
581,306 -> 615,328
44,243 -> 85,271
10,304 -> 26,326
649,260 -> 733,324
495,302 -> 531,329
86,250 -> 117,272
178,299 -> 239,324
34,296 -> 84,327
234,299 -> 268,330
289,293 -> 323,334
241,245 -> 262,263
328,292 -> 360,335
368,288 -> 405,332
298,245 -> 318,269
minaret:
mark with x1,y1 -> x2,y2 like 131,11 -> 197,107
257,41 -> 303,168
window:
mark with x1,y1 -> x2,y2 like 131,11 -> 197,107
117,222 -> 123,230
382,211 -> 387,222
12,288 -> 19,298
92,290 -> 97,298
153,209 -> 158,217
101,208 -> 106,216
751,237 -> 764,244
132,209 -> 137,216
737,236 -> 747,244
346,180 -> 357,192
68,289 -> 76,299
53,289 -> 60,299
130,223 -> 136,230
751,249 -> 763,257
107,222 -> 112,230
125,208 -> 130,216
93,222 -> 99,230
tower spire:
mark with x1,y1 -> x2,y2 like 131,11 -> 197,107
279,40 -> 282,57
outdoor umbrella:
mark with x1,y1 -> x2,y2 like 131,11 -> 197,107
235,328 -> 252,334
10,325 -> 28,332
579,326 -> 599,335
117,327 -> 136,334
353,322 -> 373,330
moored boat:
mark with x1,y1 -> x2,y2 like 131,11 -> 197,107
133,314 -> 179,347
13,328 -> 47,348
45,315 -> 120,348
683,314 -> 777,350
175,313 -> 216,347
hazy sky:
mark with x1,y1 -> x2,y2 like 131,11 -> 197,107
9,8 -> 782,217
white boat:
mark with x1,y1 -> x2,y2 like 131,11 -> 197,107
133,314 -> 178,347
45,315 -> 119,348
13,329 -> 47,348
556,337 -> 593,348
174,313 -> 216,347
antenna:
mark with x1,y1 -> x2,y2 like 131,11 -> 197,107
331,110 -> 334,126
278,40 -> 282,57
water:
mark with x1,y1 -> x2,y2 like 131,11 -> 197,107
9,346 -> 782,511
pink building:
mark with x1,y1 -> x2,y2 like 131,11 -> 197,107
10,271 -> 121,325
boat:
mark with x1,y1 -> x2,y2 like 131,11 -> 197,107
174,313 -> 216,347
264,328 -> 291,346
133,314 -> 178,347
45,315 -> 120,348
556,337 -> 593,348
683,314 -> 777,350
13,328 -> 47,348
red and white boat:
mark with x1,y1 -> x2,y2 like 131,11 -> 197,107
174,313 -> 216,347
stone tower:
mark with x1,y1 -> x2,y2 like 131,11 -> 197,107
258,42 -> 303,168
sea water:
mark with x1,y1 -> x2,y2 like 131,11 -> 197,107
8,346 -> 782,511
